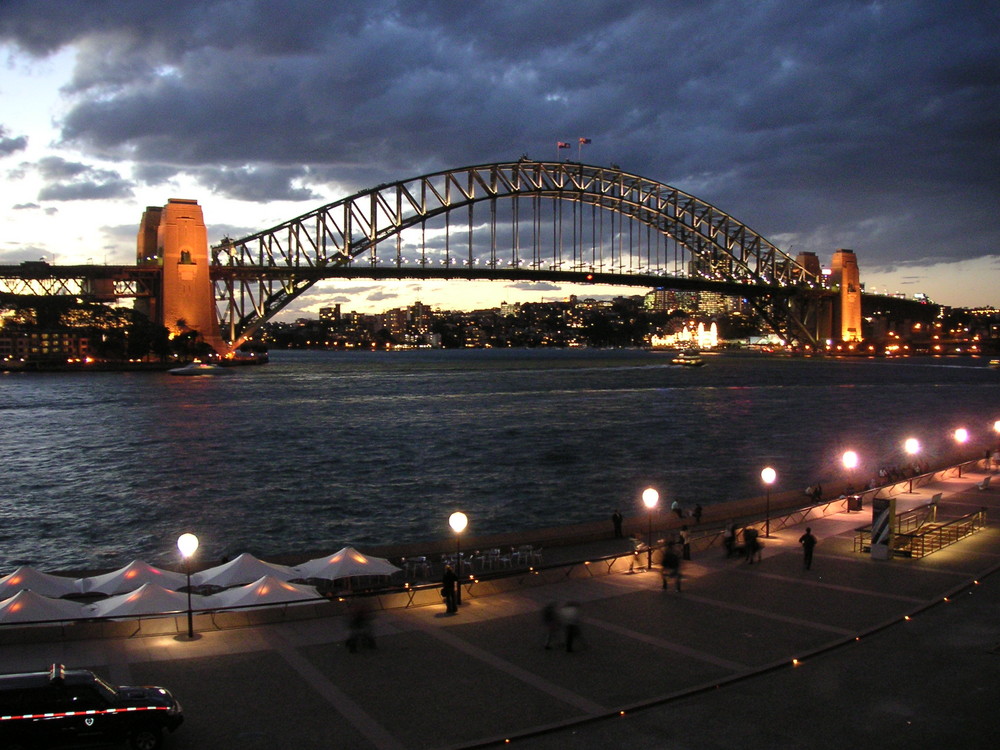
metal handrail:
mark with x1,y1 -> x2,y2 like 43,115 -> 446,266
896,508 -> 988,558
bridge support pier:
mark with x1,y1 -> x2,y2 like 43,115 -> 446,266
136,199 -> 227,355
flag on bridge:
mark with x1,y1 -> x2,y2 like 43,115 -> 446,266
578,138 -> 591,145
557,141 -> 571,148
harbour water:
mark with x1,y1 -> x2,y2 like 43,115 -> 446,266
1,349 -> 997,572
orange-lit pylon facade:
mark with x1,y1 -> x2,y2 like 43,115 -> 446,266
830,248 -> 862,342
135,199 -> 226,354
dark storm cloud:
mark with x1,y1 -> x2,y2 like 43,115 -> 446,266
1,0 -> 997,267
0,126 -> 28,156
132,163 -> 181,186
195,165 -> 320,203
0,245 -> 48,263
508,281 -> 562,293
33,157 -> 133,201
367,289 -> 400,303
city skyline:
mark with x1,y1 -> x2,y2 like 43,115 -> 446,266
1,1 -> 998,317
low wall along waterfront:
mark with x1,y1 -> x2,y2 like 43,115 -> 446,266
1,454 -> 992,643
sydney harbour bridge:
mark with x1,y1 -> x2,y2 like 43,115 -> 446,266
0,160 -> 917,353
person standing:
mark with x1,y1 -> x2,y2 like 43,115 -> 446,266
671,499 -> 683,519
612,509 -> 624,538
679,526 -> 691,560
442,564 -> 458,613
692,504 -> 703,524
799,527 -> 817,570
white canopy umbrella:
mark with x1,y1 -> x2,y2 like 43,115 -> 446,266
191,553 -> 296,588
294,546 -> 401,581
88,583 -> 202,619
203,575 -> 319,609
0,589 -> 88,624
0,566 -> 78,599
75,559 -> 187,595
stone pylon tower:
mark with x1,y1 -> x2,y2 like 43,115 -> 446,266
136,199 -> 226,355
830,248 -> 862,342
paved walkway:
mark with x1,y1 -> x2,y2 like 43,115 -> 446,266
3,471 -> 998,749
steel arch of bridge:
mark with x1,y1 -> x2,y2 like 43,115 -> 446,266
212,160 -> 822,345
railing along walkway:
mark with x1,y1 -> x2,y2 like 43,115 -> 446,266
854,508 -> 988,557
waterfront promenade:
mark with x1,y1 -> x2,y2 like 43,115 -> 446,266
1,468 -> 998,749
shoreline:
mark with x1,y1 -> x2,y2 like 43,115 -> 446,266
268,451 -> 987,567
30,452 -> 989,580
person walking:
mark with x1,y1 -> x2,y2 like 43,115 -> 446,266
679,526 -> 691,560
612,509 -> 624,538
671,499 -> 683,519
692,504 -> 703,524
661,542 -> 681,591
799,527 -> 817,570
442,564 -> 458,614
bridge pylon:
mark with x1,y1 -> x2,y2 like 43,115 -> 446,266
136,199 -> 227,355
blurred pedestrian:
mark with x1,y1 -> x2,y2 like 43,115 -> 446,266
346,602 -> 376,652
612,509 -> 624,538
661,542 -> 681,591
542,601 -> 561,650
799,527 -> 817,570
692,504 -> 702,524
743,526 -> 761,564
671,499 -> 683,519
723,520 -> 736,558
679,526 -> 691,560
561,601 -> 583,652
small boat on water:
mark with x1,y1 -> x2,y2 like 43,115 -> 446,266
990,359 -> 1000,370
168,362 -> 229,376
671,350 -> 705,367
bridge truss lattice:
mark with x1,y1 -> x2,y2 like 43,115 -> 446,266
211,161 -> 822,344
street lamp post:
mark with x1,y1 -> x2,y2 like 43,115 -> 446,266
904,438 -> 920,493
954,428 -> 968,476
760,467 -> 776,537
176,532 -> 199,639
842,450 -> 859,511
641,488 -> 658,571
449,511 -> 468,606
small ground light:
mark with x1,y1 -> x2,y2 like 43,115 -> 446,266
904,615 -> 911,621
792,659 -> 801,666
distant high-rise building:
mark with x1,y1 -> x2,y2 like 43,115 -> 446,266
795,251 -> 822,278
319,305 -> 341,323
698,291 -> 728,315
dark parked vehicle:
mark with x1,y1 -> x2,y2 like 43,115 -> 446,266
0,664 -> 183,749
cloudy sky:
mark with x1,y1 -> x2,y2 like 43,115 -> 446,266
1,0 -> 997,316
